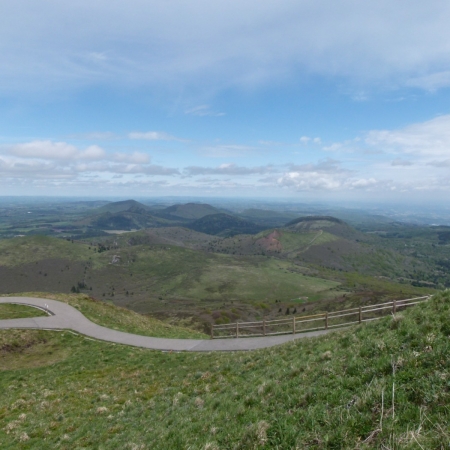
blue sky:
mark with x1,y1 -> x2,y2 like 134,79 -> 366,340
1,0 -> 450,202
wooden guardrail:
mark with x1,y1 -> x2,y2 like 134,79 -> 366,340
211,295 -> 431,339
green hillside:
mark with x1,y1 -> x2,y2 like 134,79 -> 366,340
1,292 -> 449,448
237,208 -> 298,227
205,219 -> 423,283
158,203 -> 221,220
89,211 -> 170,230
91,200 -> 152,215
0,235 -> 345,327
0,235 -> 94,267
187,213 -> 265,236
77,200 -> 174,231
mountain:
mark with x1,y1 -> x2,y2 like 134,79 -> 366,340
79,201 -> 264,234
236,208 -> 298,227
284,215 -> 360,240
203,215 -> 424,281
79,199 -> 172,231
187,213 -> 266,237
153,203 -> 221,220
92,199 -> 152,215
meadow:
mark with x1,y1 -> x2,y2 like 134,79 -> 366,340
1,292 -> 450,448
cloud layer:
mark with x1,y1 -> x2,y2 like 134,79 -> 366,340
3,1 -> 450,95
3,113 -> 450,197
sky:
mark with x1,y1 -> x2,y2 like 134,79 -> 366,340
1,0 -> 450,203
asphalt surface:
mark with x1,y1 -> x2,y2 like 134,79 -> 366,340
0,297 -> 332,352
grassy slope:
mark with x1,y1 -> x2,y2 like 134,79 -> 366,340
0,235 -> 431,327
1,293 -> 206,339
1,292 -> 450,448
278,230 -> 338,253
0,304 -> 46,320
0,236 -> 94,267
0,235 -> 338,302
183,256 -> 339,302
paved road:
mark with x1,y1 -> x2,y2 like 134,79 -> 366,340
0,297 -> 332,352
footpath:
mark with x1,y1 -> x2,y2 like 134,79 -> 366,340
0,297 -> 331,352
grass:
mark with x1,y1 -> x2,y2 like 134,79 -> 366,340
181,256 -> 340,302
1,292 -> 450,448
0,235 -> 339,302
1,293 -> 206,339
278,230 -> 338,253
0,236 -> 96,267
0,304 -> 46,320
0,233 -> 438,327
340,271 -> 435,297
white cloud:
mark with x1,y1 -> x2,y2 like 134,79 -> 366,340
0,156 -> 74,179
80,145 -> 106,159
278,171 -> 342,190
365,115 -> 450,157
323,143 -> 343,152
199,144 -> 257,158
288,158 -> 345,173
128,131 -> 181,141
184,163 -> 274,176
8,140 -> 106,160
10,141 -> 79,160
0,140 -> 178,182
299,136 -> 321,145
113,151 -> 150,164
348,178 -> 380,189
272,115 -> 450,194
391,159 -> 413,166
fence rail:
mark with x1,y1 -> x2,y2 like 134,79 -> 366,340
211,295 -> 431,339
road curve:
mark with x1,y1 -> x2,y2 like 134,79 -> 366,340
0,297 -> 331,352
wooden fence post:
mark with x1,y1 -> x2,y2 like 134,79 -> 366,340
236,322 -> 239,338
325,312 -> 328,330
293,317 -> 296,334
393,299 -> 397,314
263,319 -> 266,336
359,306 -> 362,323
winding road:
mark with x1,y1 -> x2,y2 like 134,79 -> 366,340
0,297 -> 331,352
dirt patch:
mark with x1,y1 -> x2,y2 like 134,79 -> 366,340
256,230 -> 282,252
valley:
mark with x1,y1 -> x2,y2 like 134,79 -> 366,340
0,198 -> 439,333
0,197 -> 448,449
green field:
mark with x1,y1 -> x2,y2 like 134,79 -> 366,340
0,304 -> 46,320
1,293 -> 450,448
0,236 -> 96,267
